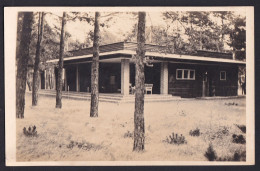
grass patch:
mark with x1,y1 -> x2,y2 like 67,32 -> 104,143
217,149 -> 246,161
63,140 -> 102,151
209,126 -> 230,140
16,94 -> 246,161
205,144 -> 246,161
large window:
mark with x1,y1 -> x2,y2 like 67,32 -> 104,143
220,71 -> 226,80
176,69 -> 195,80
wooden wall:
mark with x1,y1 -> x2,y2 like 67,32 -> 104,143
168,63 -> 238,98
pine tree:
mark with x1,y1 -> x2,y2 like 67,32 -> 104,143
133,12 -> 146,151
56,12 -> 67,108
32,12 -> 44,106
90,12 -> 100,117
16,12 -> 34,118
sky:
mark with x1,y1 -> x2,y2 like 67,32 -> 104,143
45,11 -> 246,47
65,12 -> 167,43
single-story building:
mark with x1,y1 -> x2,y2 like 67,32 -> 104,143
45,42 -> 245,98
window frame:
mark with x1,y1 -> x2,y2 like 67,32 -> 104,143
176,69 -> 196,80
220,71 -> 226,81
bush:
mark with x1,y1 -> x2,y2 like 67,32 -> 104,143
23,125 -> 37,137
235,124 -> 246,133
232,134 -> 246,144
233,150 -> 246,161
217,150 -> 246,161
204,143 -> 217,161
212,126 -> 229,140
189,128 -> 200,136
225,102 -> 238,106
124,130 -> 133,138
66,140 -> 102,151
204,143 -> 246,161
164,132 -> 187,145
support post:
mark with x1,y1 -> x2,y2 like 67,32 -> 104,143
160,62 -> 168,95
121,59 -> 130,95
63,68 -> 67,91
44,70 -> 46,89
76,65 -> 80,92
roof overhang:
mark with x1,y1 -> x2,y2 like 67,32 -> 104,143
47,50 -> 246,65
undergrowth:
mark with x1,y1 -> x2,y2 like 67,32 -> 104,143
204,143 -> 246,161
232,134 -> 246,144
164,132 -> 187,145
189,128 -> 200,136
62,140 -> 102,151
235,124 -> 246,133
23,125 -> 38,137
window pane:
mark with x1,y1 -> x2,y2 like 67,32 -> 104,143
177,70 -> 182,78
190,70 -> 194,79
184,70 -> 188,78
220,71 -> 226,80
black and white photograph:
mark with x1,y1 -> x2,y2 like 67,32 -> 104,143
4,7 -> 254,165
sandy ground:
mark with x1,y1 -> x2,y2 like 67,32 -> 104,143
16,93 -> 246,161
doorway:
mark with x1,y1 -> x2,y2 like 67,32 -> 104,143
202,71 -> 209,97
202,71 -> 214,97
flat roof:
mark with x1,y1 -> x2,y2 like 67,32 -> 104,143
47,49 -> 246,65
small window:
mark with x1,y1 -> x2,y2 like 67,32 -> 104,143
220,71 -> 226,80
183,70 -> 189,79
190,70 -> 195,79
176,69 -> 195,80
177,70 -> 182,79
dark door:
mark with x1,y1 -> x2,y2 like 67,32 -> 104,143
202,71 -> 209,97
40,72 -> 45,89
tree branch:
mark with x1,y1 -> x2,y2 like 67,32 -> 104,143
100,12 -> 120,18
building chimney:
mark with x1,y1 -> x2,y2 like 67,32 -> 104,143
232,51 -> 236,60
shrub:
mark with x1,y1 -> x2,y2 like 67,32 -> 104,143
204,143 -> 246,161
204,143 -> 217,161
235,124 -> 246,133
217,150 -> 246,161
23,125 -> 37,137
124,130 -> 133,138
233,150 -> 246,161
189,128 -> 200,136
213,126 -> 230,139
66,140 -> 102,151
232,134 -> 246,144
218,126 -> 229,135
225,102 -> 238,106
164,132 -> 187,145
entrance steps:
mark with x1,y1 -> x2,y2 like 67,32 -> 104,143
33,89 -> 181,103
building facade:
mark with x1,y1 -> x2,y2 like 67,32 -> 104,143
45,42 -> 245,98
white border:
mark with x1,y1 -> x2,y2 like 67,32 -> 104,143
245,6 -> 255,165
4,6 -> 254,166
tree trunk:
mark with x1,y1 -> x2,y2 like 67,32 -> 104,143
90,12 -> 100,117
221,14 -> 224,49
199,23 -> 202,50
133,12 -> 146,152
16,12 -> 34,118
32,12 -> 44,106
56,12 -> 66,108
